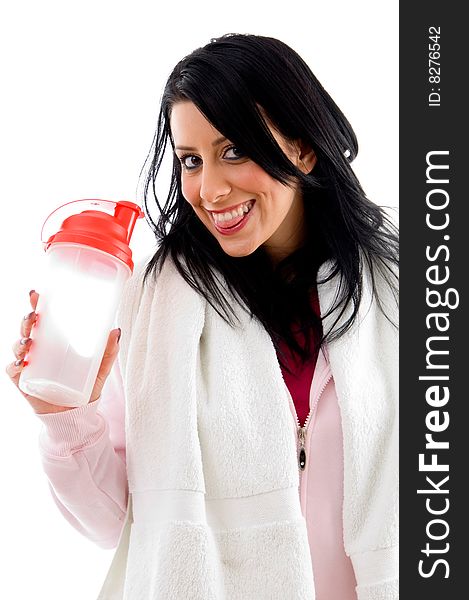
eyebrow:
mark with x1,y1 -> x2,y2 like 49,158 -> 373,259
175,136 -> 227,152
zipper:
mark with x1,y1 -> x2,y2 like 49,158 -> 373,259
298,429 -> 307,470
287,355 -> 333,472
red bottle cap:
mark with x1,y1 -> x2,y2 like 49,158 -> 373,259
41,200 -> 145,272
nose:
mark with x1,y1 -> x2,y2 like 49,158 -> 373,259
199,163 -> 232,204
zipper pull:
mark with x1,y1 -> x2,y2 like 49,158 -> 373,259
298,426 -> 307,471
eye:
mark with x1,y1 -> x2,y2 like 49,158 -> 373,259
223,146 -> 246,160
179,154 -> 202,170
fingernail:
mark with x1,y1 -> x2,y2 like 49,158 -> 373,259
24,311 -> 35,320
117,328 -> 122,343
14,358 -> 24,367
20,337 -> 31,345
29,289 -> 36,297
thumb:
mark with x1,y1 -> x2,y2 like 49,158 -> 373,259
89,328 -> 121,403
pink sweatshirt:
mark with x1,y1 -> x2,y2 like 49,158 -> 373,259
36,351 -> 357,599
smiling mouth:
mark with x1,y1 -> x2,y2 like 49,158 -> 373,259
209,200 -> 255,229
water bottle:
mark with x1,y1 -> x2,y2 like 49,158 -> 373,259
19,199 -> 144,407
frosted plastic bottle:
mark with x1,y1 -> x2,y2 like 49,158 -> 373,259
19,199 -> 144,407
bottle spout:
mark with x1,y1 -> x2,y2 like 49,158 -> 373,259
40,198 -> 144,273
114,201 -> 145,243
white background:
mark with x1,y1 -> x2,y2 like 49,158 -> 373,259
0,1 -> 398,598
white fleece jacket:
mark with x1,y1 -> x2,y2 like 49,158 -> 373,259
97,256 -> 398,600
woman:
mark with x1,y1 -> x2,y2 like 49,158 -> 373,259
6,34 -> 398,599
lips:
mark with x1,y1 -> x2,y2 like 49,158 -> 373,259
209,200 -> 255,236
209,200 -> 255,228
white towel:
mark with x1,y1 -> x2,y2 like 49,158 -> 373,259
97,255 -> 398,600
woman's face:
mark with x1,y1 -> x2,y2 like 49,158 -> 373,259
170,101 -> 314,262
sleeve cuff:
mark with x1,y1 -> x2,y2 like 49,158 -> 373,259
36,397 -> 107,458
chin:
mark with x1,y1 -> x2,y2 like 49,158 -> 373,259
218,242 -> 259,258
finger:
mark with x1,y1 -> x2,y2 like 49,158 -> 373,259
5,358 -> 25,384
98,328 -> 121,378
19,291 -> 39,339
11,336 -> 32,360
89,329 -> 121,402
29,290 -> 39,310
21,310 -> 37,339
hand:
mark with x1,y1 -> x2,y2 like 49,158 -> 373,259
5,290 -> 121,414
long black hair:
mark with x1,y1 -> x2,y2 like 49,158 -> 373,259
140,33 -> 398,372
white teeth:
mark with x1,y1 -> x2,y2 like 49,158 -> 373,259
213,201 -> 253,223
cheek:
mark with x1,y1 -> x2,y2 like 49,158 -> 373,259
240,164 -> 290,205
181,177 -> 200,207
239,163 -> 271,190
